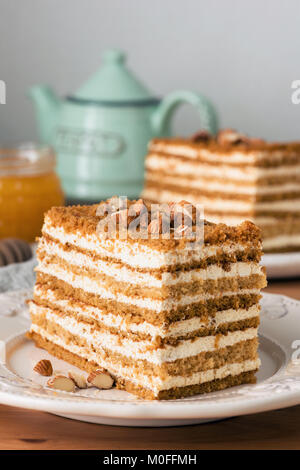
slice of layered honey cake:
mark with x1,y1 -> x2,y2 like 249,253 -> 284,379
143,130 -> 300,252
28,197 -> 266,399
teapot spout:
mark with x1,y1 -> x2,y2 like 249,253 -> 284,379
28,85 -> 61,145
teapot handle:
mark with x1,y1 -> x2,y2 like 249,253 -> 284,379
151,90 -> 218,136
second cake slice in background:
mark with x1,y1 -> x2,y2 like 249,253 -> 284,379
142,130 -> 300,253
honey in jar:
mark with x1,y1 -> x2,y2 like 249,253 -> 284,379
0,144 -> 64,242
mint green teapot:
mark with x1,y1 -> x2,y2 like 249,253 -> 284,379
29,49 -> 218,202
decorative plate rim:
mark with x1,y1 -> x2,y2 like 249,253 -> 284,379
0,292 -> 299,420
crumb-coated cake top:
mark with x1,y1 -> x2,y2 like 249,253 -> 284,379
149,129 -> 300,155
44,197 -> 262,249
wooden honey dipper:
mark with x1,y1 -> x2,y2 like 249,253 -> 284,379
0,238 -> 32,267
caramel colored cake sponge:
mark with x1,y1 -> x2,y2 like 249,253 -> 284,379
142,129 -> 300,253
28,198 -> 266,399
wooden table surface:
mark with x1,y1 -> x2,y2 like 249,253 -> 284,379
0,279 -> 299,450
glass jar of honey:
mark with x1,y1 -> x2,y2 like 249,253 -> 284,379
0,144 -> 64,242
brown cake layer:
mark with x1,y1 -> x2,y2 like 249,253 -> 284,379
145,169 -> 300,187
30,299 -> 260,346
28,331 -> 258,399
147,150 -> 300,169
144,180 -> 300,203
40,233 -> 263,272
44,205 -> 262,249
29,318 -> 258,376
264,245 -> 300,253
143,188 -> 300,219
35,272 -> 263,325
124,371 -> 257,400
36,252 -> 265,301
260,219 -> 300,237
29,322 -> 258,376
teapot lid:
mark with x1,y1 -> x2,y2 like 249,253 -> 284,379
71,49 -> 159,106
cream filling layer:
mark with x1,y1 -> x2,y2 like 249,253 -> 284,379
30,323 -> 259,393
33,287 -> 260,338
202,214 -> 279,226
36,261 -> 262,313
145,154 -> 300,182
143,187 -> 300,212
43,221 -> 258,269
262,234 -> 300,250
146,173 -> 300,195
29,305 -> 258,364
38,238 -> 264,288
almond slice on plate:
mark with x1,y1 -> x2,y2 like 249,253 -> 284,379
87,369 -> 114,389
68,371 -> 87,389
33,359 -> 53,376
47,375 -> 76,392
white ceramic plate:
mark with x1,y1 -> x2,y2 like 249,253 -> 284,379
0,292 -> 299,427
262,252 -> 300,279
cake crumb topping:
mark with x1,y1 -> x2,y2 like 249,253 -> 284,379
44,197 -> 262,248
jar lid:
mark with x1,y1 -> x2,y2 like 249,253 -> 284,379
70,49 -> 159,106
0,144 -> 55,176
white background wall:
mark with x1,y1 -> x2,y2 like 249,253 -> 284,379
0,0 -> 300,144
